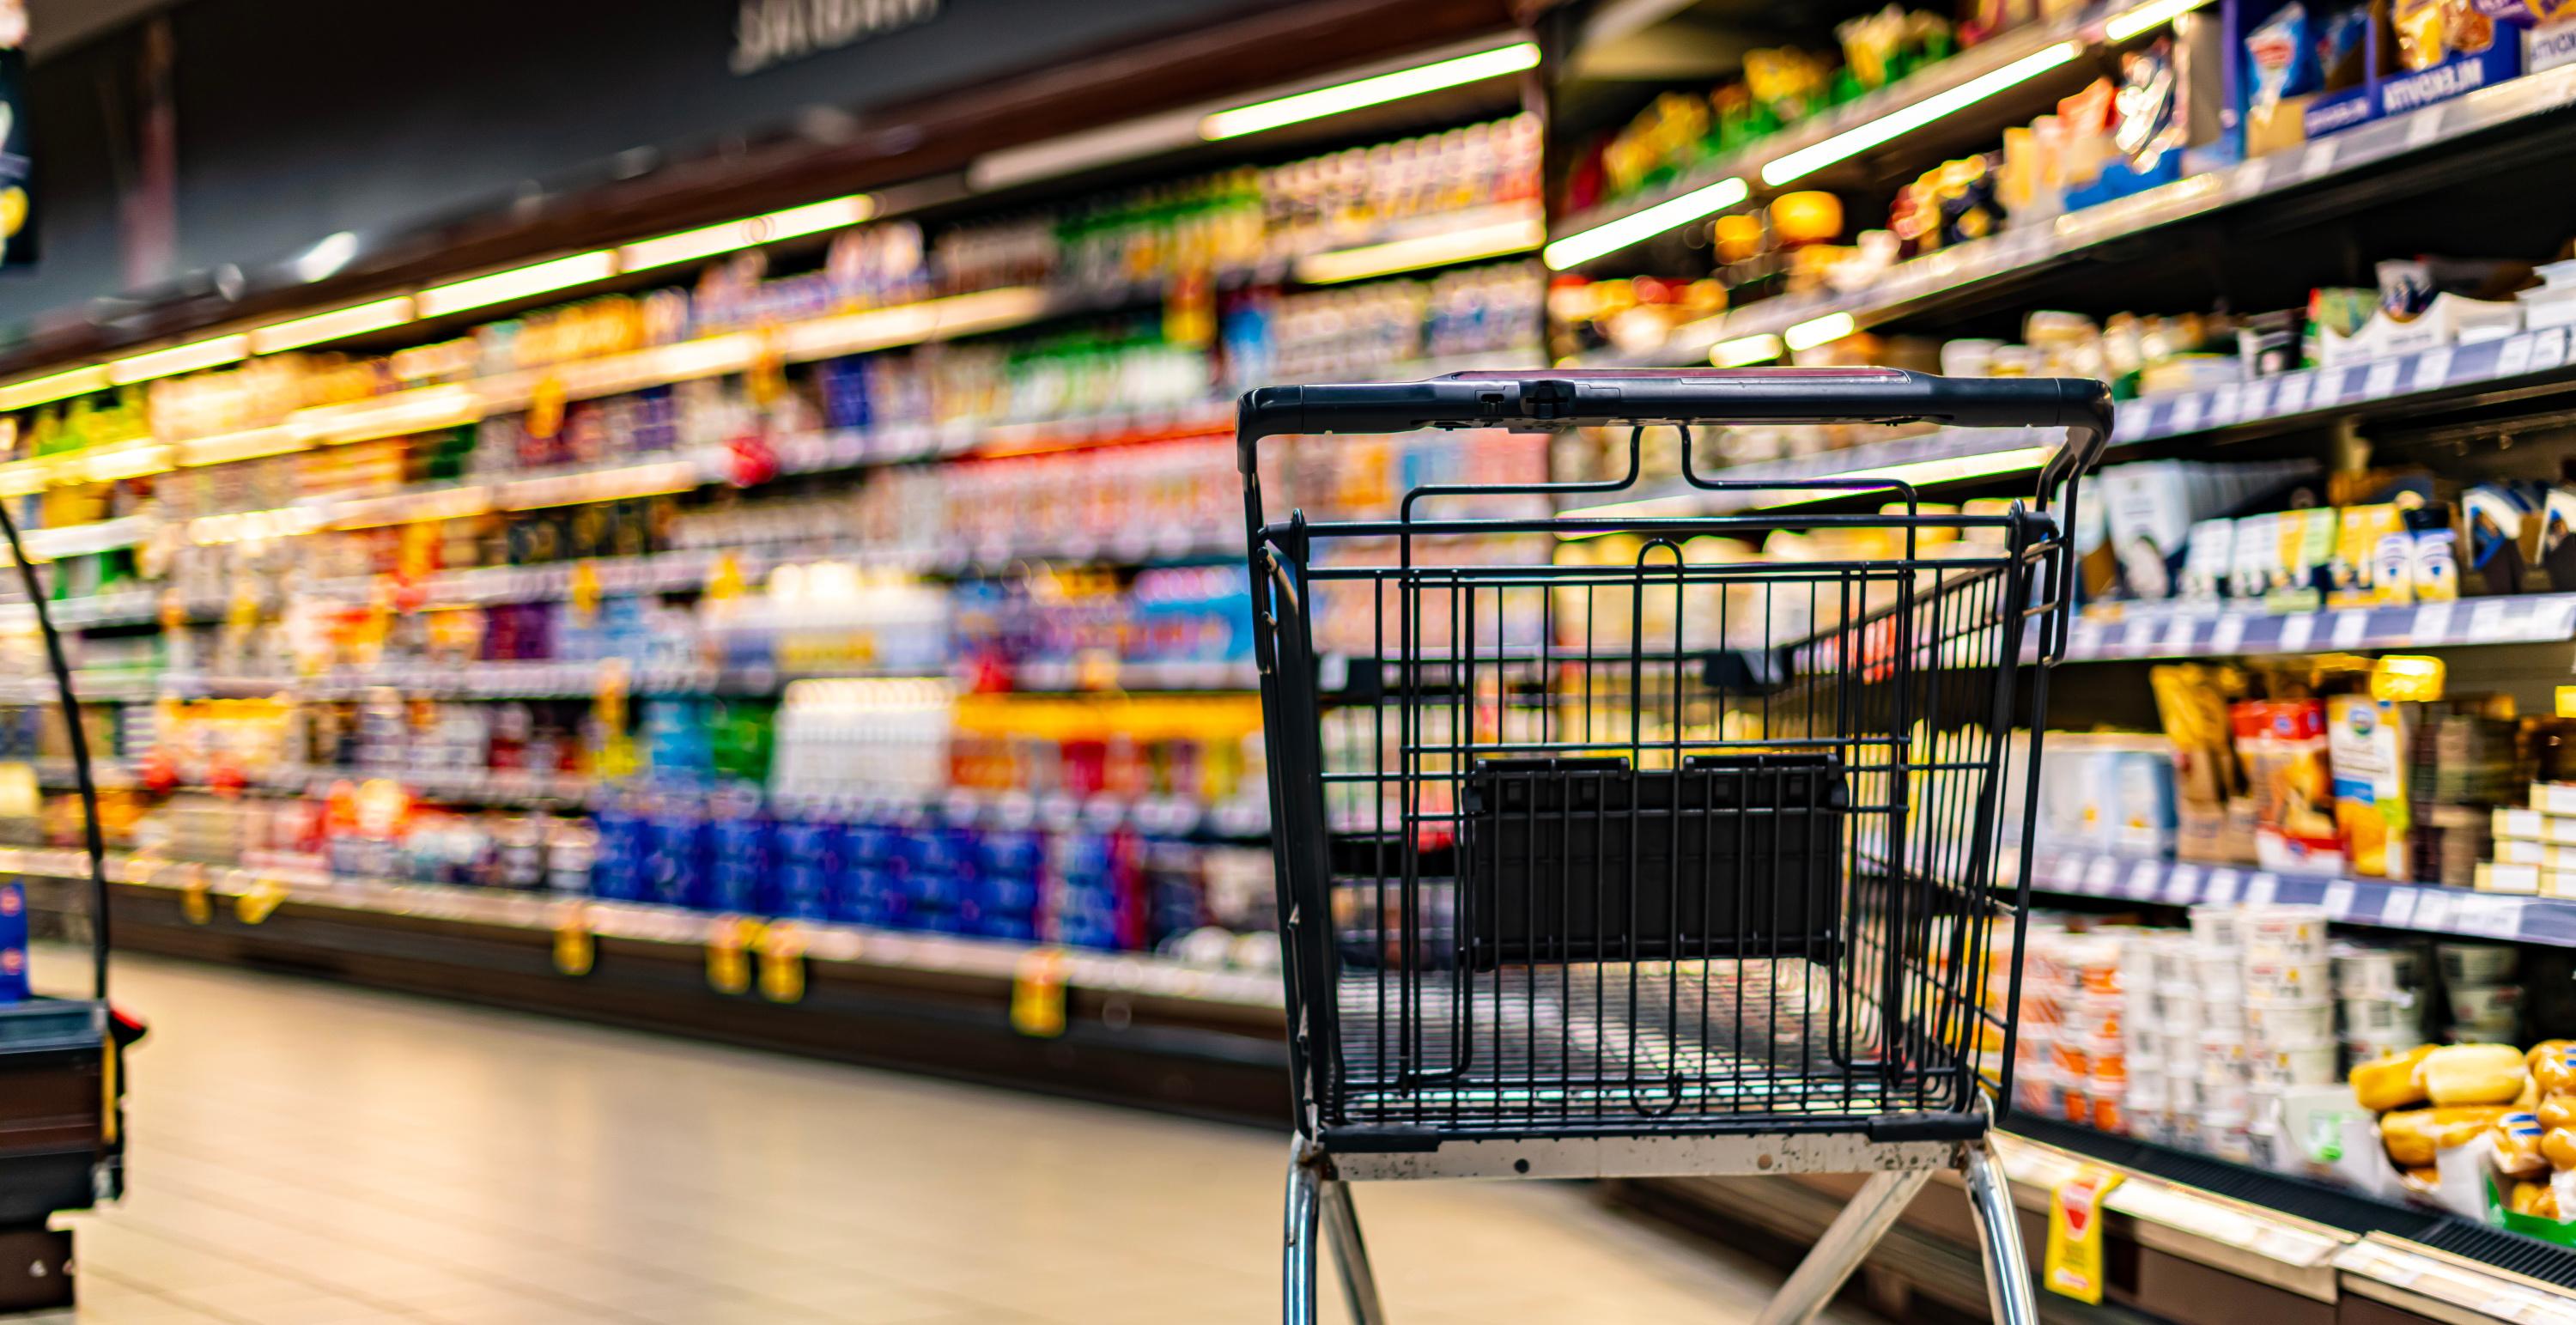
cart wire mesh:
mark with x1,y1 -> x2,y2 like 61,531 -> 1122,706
1243,370 -> 2106,1144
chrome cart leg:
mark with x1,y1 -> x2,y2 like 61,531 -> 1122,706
1317,1178 -> 1387,1325
1752,1169 -> 1935,1325
1285,1141 -> 1322,1325
1962,1141 -> 2039,1325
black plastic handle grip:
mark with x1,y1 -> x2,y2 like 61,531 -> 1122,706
1234,367 -> 2112,501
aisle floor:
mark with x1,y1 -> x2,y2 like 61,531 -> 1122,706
39,955 -> 1879,1324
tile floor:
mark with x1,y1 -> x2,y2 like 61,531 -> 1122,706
33,953 -> 1878,1324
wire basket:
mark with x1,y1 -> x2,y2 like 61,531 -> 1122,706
1243,368 -> 2111,1145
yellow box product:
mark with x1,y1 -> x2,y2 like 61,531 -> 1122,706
2331,505 -> 2407,606
2425,1043 -> 2531,1107
2535,783 -> 2576,817
2495,807 -> 2576,847
2495,837 -> 2576,868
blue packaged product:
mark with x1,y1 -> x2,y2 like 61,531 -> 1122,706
704,807 -> 771,915
2247,3 -> 2322,112
644,804 -> 707,909
0,882 -> 25,1001
590,802 -> 647,902
774,818 -> 842,922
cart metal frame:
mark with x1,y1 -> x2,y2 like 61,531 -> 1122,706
1239,368 -> 2111,1324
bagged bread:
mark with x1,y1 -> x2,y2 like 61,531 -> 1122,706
2424,1043 -> 2529,1106
2496,1111 -> 2549,1177
2385,1106 -> 2512,1166
2353,1044 -> 2437,1111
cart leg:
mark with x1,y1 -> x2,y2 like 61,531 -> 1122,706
1284,1143 -> 1322,1325
1751,1169 -> 1934,1325
1962,1141 -> 2038,1325
1318,1178 -> 1387,1324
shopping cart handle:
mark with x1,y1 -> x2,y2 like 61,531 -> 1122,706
1236,368 -> 2111,489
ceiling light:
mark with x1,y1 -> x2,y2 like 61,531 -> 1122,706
108,334 -> 251,386
0,366 -> 112,412
1784,312 -> 1858,351
2104,0 -> 2216,42
1294,213 -> 1543,283
250,297 -> 416,355
1542,176 -> 1749,270
617,195 -> 877,274
1759,41 -> 2083,187
416,251 -> 617,319
969,112 -> 1205,192
1709,333 -> 1784,368
1200,42 -> 1540,140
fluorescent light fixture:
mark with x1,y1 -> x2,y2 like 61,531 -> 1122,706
70,442 -> 175,483
108,334 -> 250,386
417,251 -> 617,319
1784,312 -> 1857,351
1759,41 -> 2084,187
301,383 -> 481,444
1201,42 -> 1540,140
499,459 -> 701,511
777,287 -> 1051,362
970,112 -> 1203,192
0,365 -> 112,411
1754,444 -> 2054,508
1709,333 -> 1784,368
176,424 -> 310,468
2104,0 -> 2215,41
617,195 -> 877,274
295,231 -> 361,283
251,297 -> 416,355
1542,176 -> 1750,270
1295,214 -> 1543,283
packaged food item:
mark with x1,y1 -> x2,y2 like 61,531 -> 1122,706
2112,40 -> 2183,173
2498,1111 -> 2550,1176
2353,1043 -> 2437,1111
2422,1042 -> 2530,1106
2535,1042 -> 2576,1091
2237,700 -> 2344,873
2395,0 -> 2450,67
2546,1124 -> 2576,1168
2329,695 -> 2408,878
2317,7 -> 2371,88
2385,1105 -> 2513,1165
2247,3 -> 2324,112
2540,1093 -> 2576,1129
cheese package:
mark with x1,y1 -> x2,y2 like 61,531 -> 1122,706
2238,700 -> 2343,873
2353,1043 -> 2436,1111
2385,1105 -> 2514,1166
2499,1112 -> 2550,1177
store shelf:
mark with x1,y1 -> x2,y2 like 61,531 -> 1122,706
1588,63 -> 2576,366
1547,3 -> 2108,254
2055,593 -> 2576,662
2023,845 -> 2558,942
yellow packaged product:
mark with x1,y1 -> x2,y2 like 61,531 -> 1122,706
2536,1042 -> 2576,1093
2546,1125 -> 2576,1169
2512,1180 -> 2555,1216
2496,1111 -> 2549,1177
2352,1043 -> 2436,1111
2423,1042 -> 2530,1106
2543,1093 -> 2576,1130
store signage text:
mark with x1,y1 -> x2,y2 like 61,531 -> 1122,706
732,0 -> 940,75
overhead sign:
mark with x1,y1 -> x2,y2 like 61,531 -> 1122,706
732,0 -> 943,75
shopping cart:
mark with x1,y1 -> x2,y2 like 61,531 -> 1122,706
1239,368 -> 2111,1324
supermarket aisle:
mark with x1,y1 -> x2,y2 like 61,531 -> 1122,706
46,955 -> 1875,1325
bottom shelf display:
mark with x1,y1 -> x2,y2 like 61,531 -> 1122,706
1,847 -> 1289,1121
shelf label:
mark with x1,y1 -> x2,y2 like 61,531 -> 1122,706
2415,890 -> 2455,932
2083,855 -> 2119,895
2331,611 -> 2369,649
2362,358 -> 2402,398
2500,334 -> 2537,379
1012,947 -> 1071,1037
2274,372 -> 2312,415
2240,379 -> 2274,418
2411,347 -> 2455,392
2202,869 -> 2240,908
2122,617 -> 2158,652
2535,327 -> 2569,371
2052,854 -> 2087,887
2405,105 -> 2448,149
2278,614 -> 2317,653
2322,880 -> 2358,920
707,915 -> 760,995
2238,155 -> 2275,195
2379,888 -> 2418,927
2411,602 -> 2456,642
2301,137 -> 2341,179
2125,860 -> 2162,898
756,923 -> 806,1003
2211,384 -> 2243,423
2071,618 -> 2106,655
235,878 -> 288,926
2211,614 -> 2249,655
2315,368 -> 2352,405
2246,872 -> 2281,908
2471,599 -> 2510,639
2458,896 -> 2524,940
2163,863 -> 2202,904
2169,393 -> 2206,433
553,904 -> 593,976
2161,614 -> 2199,653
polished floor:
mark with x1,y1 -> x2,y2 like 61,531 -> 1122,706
36,953 -> 1874,1324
